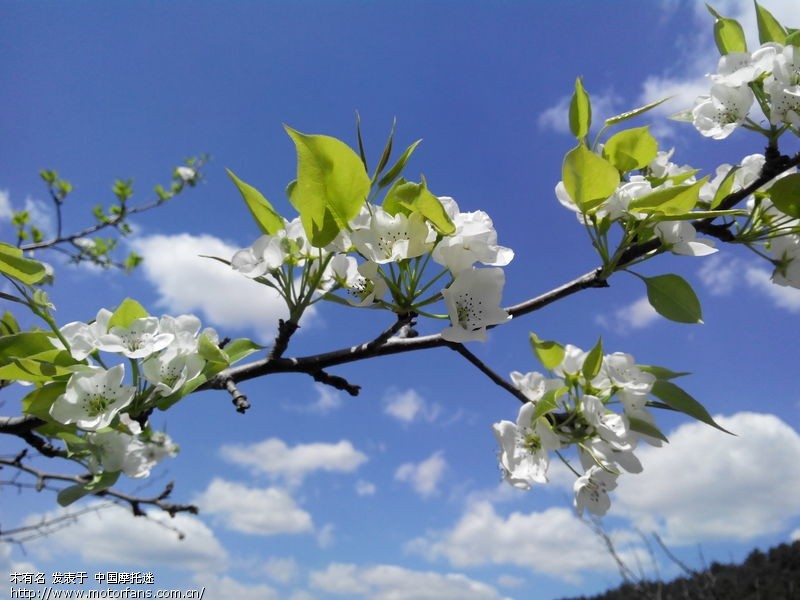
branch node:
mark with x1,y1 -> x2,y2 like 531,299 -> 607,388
224,378 -> 250,413
311,369 -> 361,396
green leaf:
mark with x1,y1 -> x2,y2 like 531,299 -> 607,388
107,298 -> 149,330
529,333 -> 565,370
285,126 -> 371,248
372,118 -> 396,181
198,332 -> 229,367
561,144 -> 620,213
647,209 -> 745,223
569,77 -> 592,140
0,242 -> 47,285
767,173 -> 800,218
755,1 -> 787,43
355,112 -> 369,173
707,5 -> 747,54
603,126 -> 658,173
582,337 -> 603,381
0,349 -> 76,383
710,166 -> 739,209
377,139 -> 423,189
639,364 -> 691,380
225,338 -> 265,364
382,177 -> 455,235
0,332 -> 57,364
226,169 -> 284,235
57,471 -> 121,507
786,29 -> 800,47
532,387 -> 566,421
0,311 -> 20,336
628,178 -> 707,216
604,97 -> 671,127
643,273 -> 703,324
22,381 -> 67,421
651,380 -> 734,434
628,415 -> 670,443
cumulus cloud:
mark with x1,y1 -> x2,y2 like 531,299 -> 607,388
309,563 -> 511,600
355,479 -> 377,496
395,451 -> 448,498
291,383 -> 343,414
195,478 -> 313,536
615,412 -> 800,545
596,295 -> 660,333
317,523 -> 336,548
408,503 -> 621,582
130,233 -> 303,336
383,388 -> 441,424
696,255 -> 800,312
24,503 -> 226,571
220,438 -> 367,486
0,189 -> 13,220
263,556 -> 300,584
191,574 -> 278,600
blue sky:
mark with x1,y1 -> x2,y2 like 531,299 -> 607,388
2,1 -> 800,599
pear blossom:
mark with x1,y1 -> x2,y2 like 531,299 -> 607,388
175,166 -> 196,183
50,365 -> 135,431
765,44 -> 800,126
710,44 -> 779,87
96,317 -> 174,359
770,234 -> 800,288
328,257 -> 387,306
579,438 -> 642,474
602,352 -> 655,395
691,83 -> 753,139
581,395 -> 632,451
351,208 -> 434,264
440,267 -> 510,342
231,234 -> 285,277
50,308 -> 112,360
654,221 -> 718,256
157,314 -> 215,355
493,402 -> 560,489
432,197 -> 513,273
142,351 -> 204,396
574,465 -> 618,516
510,371 -> 563,404
88,430 -> 177,478
648,149 -> 696,181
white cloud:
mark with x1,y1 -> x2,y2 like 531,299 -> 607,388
192,574 -> 278,600
0,189 -> 13,220
408,503 -> 621,582
383,388 -> 440,424
615,412 -> 800,545
195,478 -> 313,536
317,523 -> 336,549
220,438 -> 367,486
24,503 -> 227,571
301,383 -> 343,414
537,90 -> 622,135
696,256 -> 800,312
792,529 -> 800,542
309,563 -> 511,600
130,233 -> 302,335
395,451 -> 447,498
355,479 -> 377,496
496,574 -> 525,588
263,556 -> 300,584
596,295 -> 659,332
744,266 -> 800,312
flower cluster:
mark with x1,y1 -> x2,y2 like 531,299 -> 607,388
689,42 -> 800,139
493,342 -> 663,516
47,305 -> 217,480
230,196 -> 514,342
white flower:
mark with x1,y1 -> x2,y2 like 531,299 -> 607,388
601,352 -> 655,395
441,267 -> 510,342
654,221 -> 718,256
510,371 -> 563,404
344,260 -> 388,306
648,149 -> 696,181
142,351 -> 204,396
157,314 -> 205,354
432,197 -> 513,274
581,395 -> 632,451
691,84 -> 753,139
574,465 -> 618,516
175,166 -> 196,183
51,308 -> 112,360
710,44 -> 779,87
231,234 -> 285,278
88,430 -> 177,478
606,176 -> 654,220
493,402 -> 560,489
351,208 -> 434,264
770,234 -> 800,288
579,438 -> 642,474
50,365 -> 135,431
96,317 -> 174,359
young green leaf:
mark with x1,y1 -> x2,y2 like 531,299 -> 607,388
529,333 -> 565,370
651,380 -> 734,434
372,117 -> 396,181
604,97 -> 671,127
708,6 -> 747,54
561,144 -> 620,213
602,126 -> 658,173
569,77 -> 592,140
0,242 -> 47,285
627,178 -> 707,216
643,273 -> 703,324
285,126 -> 371,247
107,298 -> 149,330
355,111 -> 369,173
767,173 -> 800,219
639,364 -> 691,380
755,1 -> 787,43
582,337 -> 604,381
382,177 -> 455,235
226,169 -> 285,235
628,415 -> 670,443
57,471 -> 121,507
377,139 -> 423,189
